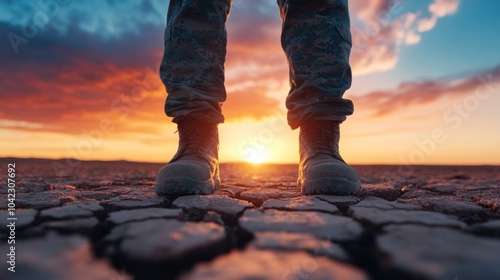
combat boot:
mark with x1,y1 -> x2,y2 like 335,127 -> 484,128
156,121 -> 220,195
298,120 -> 360,195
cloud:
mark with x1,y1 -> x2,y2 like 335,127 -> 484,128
405,30 -> 421,45
224,88 -> 281,121
224,0 -> 287,120
0,120 -> 45,129
418,0 -> 459,32
352,64 -> 500,118
2,0 -> 167,37
429,0 -> 460,17
0,16 -> 167,135
350,0 -> 396,21
418,17 -> 437,32
349,0 -> 461,75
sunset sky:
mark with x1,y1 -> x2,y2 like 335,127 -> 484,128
1,0 -> 499,165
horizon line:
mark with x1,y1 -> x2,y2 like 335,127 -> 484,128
1,156 -> 499,167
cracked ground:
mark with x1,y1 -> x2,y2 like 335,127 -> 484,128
1,158 -> 500,280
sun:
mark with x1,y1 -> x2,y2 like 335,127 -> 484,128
244,147 -> 270,165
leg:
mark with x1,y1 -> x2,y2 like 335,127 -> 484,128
277,0 -> 360,195
277,0 -> 354,129
156,0 -> 232,195
160,0 -> 232,125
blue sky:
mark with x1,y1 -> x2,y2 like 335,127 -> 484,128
396,1 -> 500,80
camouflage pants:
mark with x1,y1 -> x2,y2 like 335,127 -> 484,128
160,0 -> 354,129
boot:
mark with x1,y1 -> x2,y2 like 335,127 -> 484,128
156,121 -> 220,195
298,120 -> 360,195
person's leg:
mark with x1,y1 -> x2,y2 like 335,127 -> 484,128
160,0 -> 231,125
277,0 -> 360,195
278,0 -> 354,128
156,0 -> 232,196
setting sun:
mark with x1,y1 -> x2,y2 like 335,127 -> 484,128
243,146 -> 270,165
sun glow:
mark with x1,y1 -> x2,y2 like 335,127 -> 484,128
244,146 -> 270,165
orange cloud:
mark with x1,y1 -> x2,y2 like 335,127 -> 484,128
352,65 -> 500,118
223,88 -> 281,121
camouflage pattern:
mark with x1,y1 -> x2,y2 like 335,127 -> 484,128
160,0 -> 233,124
278,0 -> 354,129
160,0 -> 354,129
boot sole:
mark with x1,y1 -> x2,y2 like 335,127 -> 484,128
299,177 -> 361,195
156,176 -> 220,196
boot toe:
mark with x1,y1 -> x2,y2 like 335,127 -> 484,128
300,158 -> 360,195
155,159 -> 218,196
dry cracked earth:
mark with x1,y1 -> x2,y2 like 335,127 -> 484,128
1,158 -> 500,280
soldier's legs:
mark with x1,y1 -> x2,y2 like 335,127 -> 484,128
160,0 -> 232,125
277,0 -> 354,129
